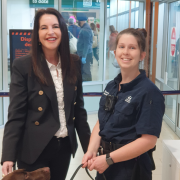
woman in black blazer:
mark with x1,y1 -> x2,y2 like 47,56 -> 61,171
1,8 -> 90,180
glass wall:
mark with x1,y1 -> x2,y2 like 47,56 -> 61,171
0,0 -> 2,90
61,0 -> 105,111
0,0 -> 3,126
165,95 -> 177,124
155,3 -> 165,80
154,1 -> 180,136
166,1 -> 180,90
106,0 -> 144,80
61,0 -> 103,82
0,96 -> 2,127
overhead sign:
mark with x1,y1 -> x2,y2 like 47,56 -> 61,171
29,0 -> 54,8
61,0 -> 109,9
83,0 -> 92,7
10,29 -> 32,73
170,27 -> 176,57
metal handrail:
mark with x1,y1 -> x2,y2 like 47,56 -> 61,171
1,91 -> 180,97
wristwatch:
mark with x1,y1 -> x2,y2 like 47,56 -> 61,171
106,153 -> 114,166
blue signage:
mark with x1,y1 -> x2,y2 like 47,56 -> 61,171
62,0 -> 110,9
29,0 -> 54,8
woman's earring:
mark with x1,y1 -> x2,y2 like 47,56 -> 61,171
39,42 -> 41,45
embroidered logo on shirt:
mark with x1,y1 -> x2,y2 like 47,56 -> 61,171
103,90 -> 109,96
125,96 -> 132,103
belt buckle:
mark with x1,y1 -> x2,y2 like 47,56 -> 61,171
99,146 -> 103,155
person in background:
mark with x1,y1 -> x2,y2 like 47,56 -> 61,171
82,28 -> 165,180
69,15 -> 76,24
76,13 -> 93,81
108,25 -> 119,68
68,17 -> 80,39
1,8 -> 90,180
90,23 -> 99,65
61,12 -> 69,25
108,25 -> 118,52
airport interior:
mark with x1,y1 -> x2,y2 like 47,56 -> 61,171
0,0 -> 180,179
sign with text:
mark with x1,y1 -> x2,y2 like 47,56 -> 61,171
170,27 -> 176,57
10,29 -> 32,73
61,0 -> 109,9
83,0 -> 92,7
29,0 -> 54,8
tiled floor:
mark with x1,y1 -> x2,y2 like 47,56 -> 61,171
0,114 -> 179,180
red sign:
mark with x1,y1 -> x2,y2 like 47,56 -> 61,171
10,29 -> 32,74
170,27 -> 176,57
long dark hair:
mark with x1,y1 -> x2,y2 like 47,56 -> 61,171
115,28 -> 147,52
31,8 -> 77,85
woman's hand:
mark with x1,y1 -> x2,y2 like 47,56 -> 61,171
89,155 -> 109,174
82,151 -> 97,168
2,161 -> 14,176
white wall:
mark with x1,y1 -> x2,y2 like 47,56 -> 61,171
7,0 -> 32,58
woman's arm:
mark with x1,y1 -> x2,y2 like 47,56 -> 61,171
110,134 -> 157,163
82,120 -> 101,168
89,134 -> 157,173
1,57 -> 28,175
74,59 -> 91,153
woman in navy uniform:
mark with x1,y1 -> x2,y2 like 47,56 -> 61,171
82,28 -> 165,180
1,8 -> 90,180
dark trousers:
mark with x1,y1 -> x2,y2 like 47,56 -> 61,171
93,47 -> 99,62
81,52 -> 92,81
95,155 -> 152,180
17,136 -> 71,180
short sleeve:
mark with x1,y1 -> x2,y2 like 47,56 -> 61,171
136,89 -> 165,138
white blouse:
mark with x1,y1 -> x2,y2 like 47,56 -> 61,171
46,59 -> 68,138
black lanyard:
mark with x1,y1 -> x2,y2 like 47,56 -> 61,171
70,164 -> 106,180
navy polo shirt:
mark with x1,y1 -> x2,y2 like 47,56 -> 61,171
98,70 -> 165,144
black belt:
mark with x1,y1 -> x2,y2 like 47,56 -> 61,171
99,139 -> 156,170
99,139 -> 124,155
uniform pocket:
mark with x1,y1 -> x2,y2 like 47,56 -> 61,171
114,104 -> 135,128
120,105 -> 134,115
115,103 -> 134,115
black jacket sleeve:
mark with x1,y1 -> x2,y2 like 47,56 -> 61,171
1,57 -> 28,164
74,59 -> 91,153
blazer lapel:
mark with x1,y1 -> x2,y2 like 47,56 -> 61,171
39,57 -> 76,123
40,58 -> 59,122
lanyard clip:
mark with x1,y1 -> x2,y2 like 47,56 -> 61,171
98,146 -> 103,155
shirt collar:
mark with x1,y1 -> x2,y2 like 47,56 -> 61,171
114,69 -> 146,92
46,56 -> 61,70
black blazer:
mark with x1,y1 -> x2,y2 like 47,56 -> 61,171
1,54 -> 90,165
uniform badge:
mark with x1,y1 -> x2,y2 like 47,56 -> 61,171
103,90 -> 109,96
125,96 -> 132,103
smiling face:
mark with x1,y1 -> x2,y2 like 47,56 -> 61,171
38,14 -> 61,54
114,34 -> 146,72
